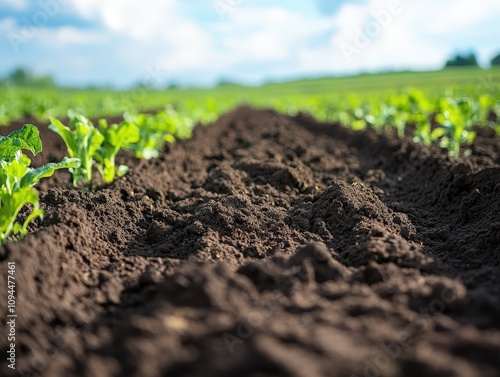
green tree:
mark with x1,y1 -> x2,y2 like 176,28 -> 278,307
491,53 -> 500,66
10,68 -> 29,84
445,53 -> 479,68
4,67 -> 55,87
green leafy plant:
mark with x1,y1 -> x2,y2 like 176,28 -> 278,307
0,125 -> 78,244
95,119 -> 140,183
49,111 -> 104,187
436,97 -> 478,156
124,110 -> 179,160
123,113 -> 160,160
411,113 -> 440,147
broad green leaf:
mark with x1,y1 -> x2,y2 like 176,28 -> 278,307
19,157 -> 80,188
49,118 -> 78,155
75,122 -> 92,139
88,129 -> 105,156
68,110 -> 93,128
115,121 -> 140,146
0,124 -> 42,159
0,155 -> 30,194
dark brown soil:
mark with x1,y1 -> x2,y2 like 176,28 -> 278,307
1,107 -> 499,377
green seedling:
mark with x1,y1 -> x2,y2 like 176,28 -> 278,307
436,97 -> 478,156
123,113 -> 163,160
160,106 -> 194,140
411,113 -> 441,147
49,111 -> 104,187
0,124 -> 78,244
124,109 -> 179,160
95,119 -> 140,183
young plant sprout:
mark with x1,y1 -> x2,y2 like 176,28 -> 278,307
95,119 -> 140,183
436,97 -> 478,156
0,124 -> 78,244
49,111 -> 104,187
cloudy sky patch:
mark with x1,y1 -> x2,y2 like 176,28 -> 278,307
0,0 -> 499,87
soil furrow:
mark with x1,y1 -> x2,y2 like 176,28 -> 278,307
1,107 -> 499,377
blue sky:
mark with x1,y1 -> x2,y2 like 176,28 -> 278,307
1,0 -> 499,88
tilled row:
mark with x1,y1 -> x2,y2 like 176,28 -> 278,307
1,107 -> 499,377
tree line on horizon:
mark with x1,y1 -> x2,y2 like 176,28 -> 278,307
2,52 -> 500,88
444,51 -> 500,68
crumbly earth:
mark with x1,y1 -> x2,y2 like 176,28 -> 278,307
1,107 -> 499,377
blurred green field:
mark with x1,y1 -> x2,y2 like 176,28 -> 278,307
206,67 -> 500,96
1,67 -> 499,156
1,67 -> 499,125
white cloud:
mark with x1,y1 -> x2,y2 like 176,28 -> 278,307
70,0 -> 180,41
65,2 -> 335,84
221,7 -> 332,63
2,0 -> 500,86
0,17 -> 16,32
330,0 -> 500,73
42,27 -> 107,45
423,0 -> 500,35
0,0 -> 28,11
68,0 -> 216,80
